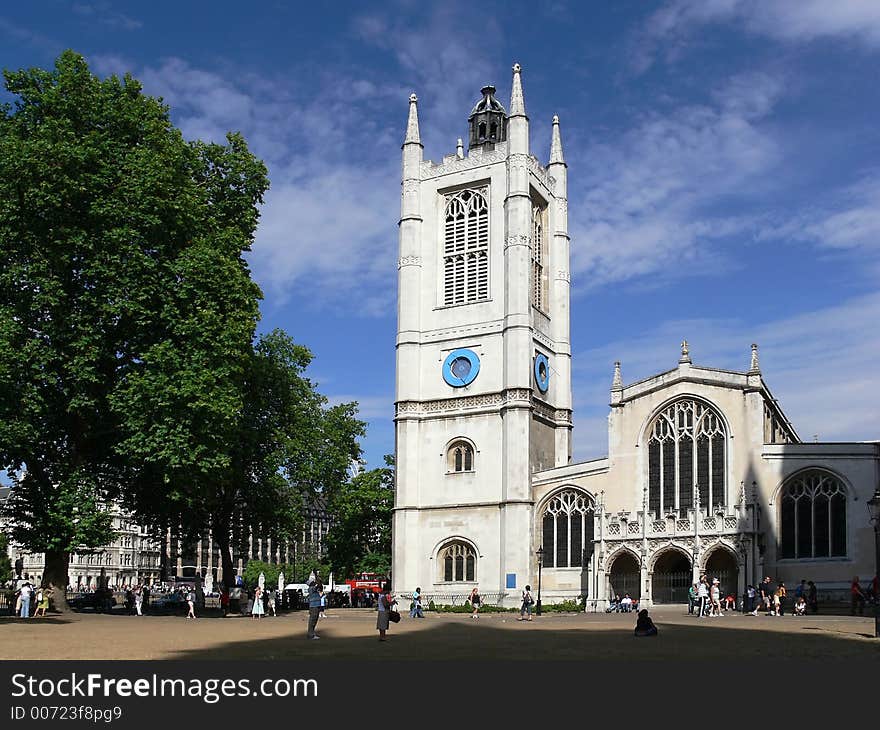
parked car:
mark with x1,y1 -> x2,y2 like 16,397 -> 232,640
68,590 -> 116,613
150,592 -> 187,614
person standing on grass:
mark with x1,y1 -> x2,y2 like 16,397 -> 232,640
306,578 -> 323,640
469,586 -> 481,618
377,582 -> 394,641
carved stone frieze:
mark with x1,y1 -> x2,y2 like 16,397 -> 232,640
395,388 -> 534,418
398,255 -> 422,269
421,149 -> 506,177
555,270 -> 570,282
505,234 -> 530,249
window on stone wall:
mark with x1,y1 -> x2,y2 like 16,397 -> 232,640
531,203 -> 547,311
541,489 -> 595,568
447,440 -> 475,473
648,399 -> 726,517
439,541 -> 476,582
443,188 -> 489,306
779,471 -> 847,559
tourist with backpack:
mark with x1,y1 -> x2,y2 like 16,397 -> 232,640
520,585 -> 534,621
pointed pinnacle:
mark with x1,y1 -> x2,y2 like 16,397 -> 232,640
549,114 -> 565,164
404,92 -> 420,145
509,62 -> 526,118
748,343 -> 761,374
612,361 -> 623,391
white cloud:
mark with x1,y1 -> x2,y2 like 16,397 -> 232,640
570,72 -> 782,289
571,292 -> 880,459
636,0 -> 880,72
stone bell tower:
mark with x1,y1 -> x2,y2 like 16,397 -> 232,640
392,64 -> 572,605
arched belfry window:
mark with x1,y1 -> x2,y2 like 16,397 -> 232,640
531,203 -> 546,311
780,471 -> 847,559
443,188 -> 489,306
439,541 -> 476,582
447,440 -> 474,473
648,399 -> 726,516
541,489 -> 595,568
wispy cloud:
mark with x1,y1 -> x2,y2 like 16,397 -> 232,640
634,0 -> 880,73
72,2 -> 142,31
572,291 -> 880,458
569,72 -> 784,289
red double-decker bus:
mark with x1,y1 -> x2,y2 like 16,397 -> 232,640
345,572 -> 388,606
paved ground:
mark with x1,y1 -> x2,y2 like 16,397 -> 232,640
1,606 -> 878,661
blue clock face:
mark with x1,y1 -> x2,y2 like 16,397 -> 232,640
534,353 -> 550,392
443,349 -> 480,387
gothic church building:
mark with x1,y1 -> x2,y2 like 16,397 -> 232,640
392,65 -> 879,608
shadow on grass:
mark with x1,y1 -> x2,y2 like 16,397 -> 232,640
168,615 -> 880,661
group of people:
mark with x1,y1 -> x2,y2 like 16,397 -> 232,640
11,580 -> 49,618
689,576 -> 734,617
607,593 -> 639,613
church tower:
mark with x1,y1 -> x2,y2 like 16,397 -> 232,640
393,65 -> 572,604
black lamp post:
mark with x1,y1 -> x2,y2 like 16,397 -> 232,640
536,547 -> 544,616
867,486 -> 880,639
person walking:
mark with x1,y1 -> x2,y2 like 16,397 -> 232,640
306,578 -> 323,640
776,581 -> 787,616
409,587 -> 424,618
709,578 -> 723,616
755,576 -> 775,616
469,586 -> 481,618
251,586 -> 264,619
19,582 -> 32,618
687,583 -> 696,615
696,576 -> 709,617
520,585 -> 534,621
134,585 -> 143,616
745,584 -> 757,614
376,582 -> 394,641
185,588 -> 196,619
34,587 -> 49,617
267,589 -> 276,617
850,576 -> 866,616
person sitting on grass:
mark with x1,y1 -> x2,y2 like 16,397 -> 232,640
634,608 -> 658,637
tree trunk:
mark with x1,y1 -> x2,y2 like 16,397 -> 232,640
43,549 -> 70,612
212,524 -> 235,590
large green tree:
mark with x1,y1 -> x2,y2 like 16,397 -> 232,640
325,456 -> 394,579
0,51 -> 268,608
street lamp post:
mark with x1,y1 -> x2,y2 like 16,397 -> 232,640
867,486 -> 880,639
536,547 -> 544,616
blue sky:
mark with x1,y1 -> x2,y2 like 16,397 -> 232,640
2,1 -> 879,468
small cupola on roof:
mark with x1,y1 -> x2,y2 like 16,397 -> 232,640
468,85 -> 507,149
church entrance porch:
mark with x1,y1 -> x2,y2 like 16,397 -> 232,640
704,546 -> 739,602
608,552 -> 640,601
651,550 -> 692,604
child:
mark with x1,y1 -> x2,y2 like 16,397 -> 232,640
634,608 -> 658,637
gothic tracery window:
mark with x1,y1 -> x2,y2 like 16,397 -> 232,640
447,440 -> 474,473
531,203 -> 546,311
780,471 -> 847,559
439,541 -> 476,582
443,188 -> 489,306
541,489 -> 595,568
648,399 -> 726,516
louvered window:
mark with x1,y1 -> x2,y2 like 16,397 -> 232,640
531,204 -> 546,311
443,188 -> 489,305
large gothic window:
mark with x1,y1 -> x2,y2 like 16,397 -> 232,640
443,188 -> 489,306
541,489 -> 595,568
447,440 -> 474,473
531,203 -> 546,311
779,471 -> 847,559
648,399 -> 726,516
439,541 -> 476,582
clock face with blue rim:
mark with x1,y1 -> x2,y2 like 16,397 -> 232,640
534,353 -> 550,392
443,349 -> 480,387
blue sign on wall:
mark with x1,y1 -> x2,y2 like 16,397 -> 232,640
506,573 -> 516,589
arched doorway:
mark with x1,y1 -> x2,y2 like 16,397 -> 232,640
608,552 -> 640,600
652,549 -> 692,604
704,547 -> 739,599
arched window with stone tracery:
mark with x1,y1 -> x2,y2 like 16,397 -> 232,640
779,470 -> 847,559
647,399 -> 726,517
443,188 -> 489,306
446,440 -> 474,473
438,541 -> 476,582
540,489 -> 595,568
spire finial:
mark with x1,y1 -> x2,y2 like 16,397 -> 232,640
549,114 -> 565,165
611,361 -> 623,391
748,343 -> 761,374
456,138 -> 464,159
404,92 -> 420,145
679,339 -> 691,364
509,62 -> 526,118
